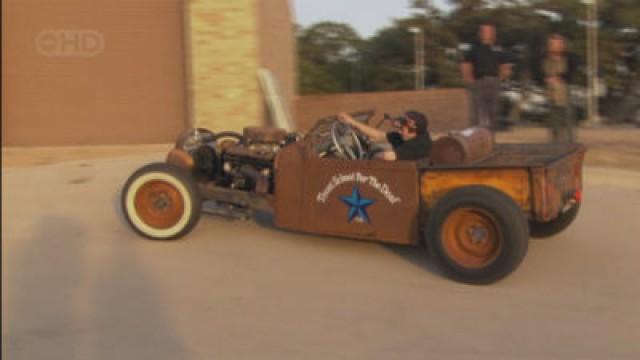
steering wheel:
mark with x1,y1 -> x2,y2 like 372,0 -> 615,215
330,121 -> 365,160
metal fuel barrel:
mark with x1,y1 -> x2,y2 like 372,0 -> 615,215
431,127 -> 494,165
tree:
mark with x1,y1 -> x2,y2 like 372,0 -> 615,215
410,0 -> 443,19
297,22 -> 365,94
296,1 -> 640,99
298,59 -> 345,94
365,25 -> 416,91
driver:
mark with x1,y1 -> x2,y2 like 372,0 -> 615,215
338,111 -> 432,161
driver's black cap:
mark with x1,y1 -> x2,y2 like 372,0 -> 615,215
399,111 -> 429,135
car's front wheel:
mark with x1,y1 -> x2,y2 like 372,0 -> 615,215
122,163 -> 201,240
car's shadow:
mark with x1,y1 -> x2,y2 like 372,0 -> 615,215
382,243 -> 447,278
253,210 -> 446,279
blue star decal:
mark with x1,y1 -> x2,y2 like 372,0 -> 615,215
340,187 -> 376,224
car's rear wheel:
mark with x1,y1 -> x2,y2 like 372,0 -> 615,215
425,186 -> 529,284
122,163 -> 201,240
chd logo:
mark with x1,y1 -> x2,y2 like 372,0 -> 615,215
36,30 -> 105,57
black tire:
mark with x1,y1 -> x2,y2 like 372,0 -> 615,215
529,203 -> 580,239
425,186 -> 530,284
121,163 -> 201,240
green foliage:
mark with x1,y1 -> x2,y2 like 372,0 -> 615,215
296,0 -> 640,94
365,26 -> 415,91
298,60 -> 345,94
297,22 -> 365,94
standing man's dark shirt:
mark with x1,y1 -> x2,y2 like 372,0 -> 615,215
386,132 -> 432,161
461,24 -> 512,129
462,37 -> 511,128
464,43 -> 509,79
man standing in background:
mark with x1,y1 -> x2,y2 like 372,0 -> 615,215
542,33 -> 578,143
461,23 -> 512,129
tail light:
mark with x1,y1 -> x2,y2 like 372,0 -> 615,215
573,189 -> 583,204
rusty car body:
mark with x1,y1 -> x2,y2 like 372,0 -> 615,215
122,113 -> 586,284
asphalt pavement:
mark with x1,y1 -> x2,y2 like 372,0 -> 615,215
3,154 -> 640,360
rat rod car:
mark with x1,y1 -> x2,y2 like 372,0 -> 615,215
122,113 -> 586,284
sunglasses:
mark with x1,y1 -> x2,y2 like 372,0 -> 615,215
393,116 -> 417,131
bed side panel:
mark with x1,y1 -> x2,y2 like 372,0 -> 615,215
421,169 -> 532,211
532,147 -> 586,222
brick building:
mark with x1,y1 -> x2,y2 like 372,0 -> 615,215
2,0 -> 296,146
188,0 -> 295,134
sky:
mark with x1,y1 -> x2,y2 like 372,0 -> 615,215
292,0 -> 450,38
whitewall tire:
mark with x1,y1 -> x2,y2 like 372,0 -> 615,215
122,163 -> 201,240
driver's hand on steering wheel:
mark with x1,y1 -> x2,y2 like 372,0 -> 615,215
337,113 -> 355,125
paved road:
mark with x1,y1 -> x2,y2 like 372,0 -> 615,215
3,155 -> 640,360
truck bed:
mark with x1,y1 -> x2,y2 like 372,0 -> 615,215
424,143 -> 585,170
420,143 -> 587,222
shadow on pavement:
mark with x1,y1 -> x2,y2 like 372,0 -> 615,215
382,244 -> 447,279
4,215 -> 193,360
4,215 -> 87,359
254,209 -> 447,280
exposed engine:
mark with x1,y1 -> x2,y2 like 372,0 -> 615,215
186,127 -> 297,194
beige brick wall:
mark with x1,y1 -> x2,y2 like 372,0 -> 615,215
187,0 -> 296,133
186,0 -> 261,132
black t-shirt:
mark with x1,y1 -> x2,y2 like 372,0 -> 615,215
386,132 -> 432,161
463,43 -> 508,79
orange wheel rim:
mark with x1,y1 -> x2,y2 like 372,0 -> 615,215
134,180 -> 185,229
441,208 -> 503,269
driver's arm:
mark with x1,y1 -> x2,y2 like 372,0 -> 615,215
375,151 -> 397,161
338,113 -> 387,142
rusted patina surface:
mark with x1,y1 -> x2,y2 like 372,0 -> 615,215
243,127 -> 288,144
134,180 -> 185,229
225,144 -> 278,162
441,207 -> 504,269
166,148 -> 195,171
273,142 -> 307,230
273,142 -> 420,245
198,183 -> 274,213
421,168 -> 532,211
424,143 -> 586,223
530,145 -> 586,222
426,143 -> 584,169
300,158 -> 420,245
163,118 -> 586,245
431,127 -> 494,166
472,143 -> 583,168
